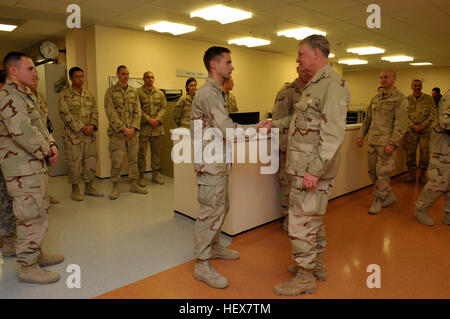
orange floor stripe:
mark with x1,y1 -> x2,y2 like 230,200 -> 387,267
96,175 -> 450,299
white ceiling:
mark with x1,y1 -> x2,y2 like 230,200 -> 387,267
0,0 -> 449,71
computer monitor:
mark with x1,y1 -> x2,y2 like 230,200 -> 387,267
229,112 -> 260,125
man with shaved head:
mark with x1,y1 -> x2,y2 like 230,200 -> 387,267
357,70 -> 408,215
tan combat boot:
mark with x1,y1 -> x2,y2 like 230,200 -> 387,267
152,171 -> 164,185
403,168 -> 416,183
130,179 -> 148,194
274,267 -> 317,296
138,173 -> 147,187
49,195 -> 59,204
288,254 -> 327,281
18,263 -> 60,284
414,209 -> 434,226
193,259 -> 228,289
211,245 -> 240,260
1,236 -> 16,257
443,212 -> 450,225
419,169 -> 427,185
368,197 -> 382,215
109,182 -> 120,200
38,252 -> 65,267
84,182 -> 104,197
71,184 -> 83,201
381,191 -> 397,208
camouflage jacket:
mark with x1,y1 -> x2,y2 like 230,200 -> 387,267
273,64 -> 350,179
225,92 -> 239,113
174,94 -> 193,129
358,88 -> 408,147
137,86 -> 167,137
0,80 -> 54,177
271,79 -> 303,152
430,89 -> 449,156
26,88 -> 49,123
407,93 -> 436,133
58,86 -> 99,140
104,83 -> 141,137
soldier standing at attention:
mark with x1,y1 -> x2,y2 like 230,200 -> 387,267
137,71 -> 167,186
357,70 -> 408,215
59,67 -> 103,201
0,52 -> 64,284
174,77 -> 197,129
271,66 -> 307,232
413,90 -> 450,226
271,35 -> 350,296
222,76 -> 239,113
104,65 -> 147,199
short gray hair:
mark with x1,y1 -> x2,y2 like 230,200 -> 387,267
299,35 -> 330,57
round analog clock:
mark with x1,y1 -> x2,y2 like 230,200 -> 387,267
39,41 -> 59,60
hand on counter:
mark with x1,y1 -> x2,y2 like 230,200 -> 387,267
356,137 -> 364,147
384,143 -> 395,156
257,120 -> 274,135
303,173 -> 319,189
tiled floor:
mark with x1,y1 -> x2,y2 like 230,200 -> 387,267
1,173 -> 449,299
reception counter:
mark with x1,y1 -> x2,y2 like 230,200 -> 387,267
173,124 -> 407,236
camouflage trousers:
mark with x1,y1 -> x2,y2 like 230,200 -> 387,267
289,175 -> 334,270
109,132 -> 139,182
4,173 -> 49,266
138,135 -> 162,172
194,174 -> 229,260
278,151 -> 292,216
0,169 -> 15,237
415,153 -> 450,213
368,145 -> 396,200
405,130 -> 430,170
63,133 -> 97,184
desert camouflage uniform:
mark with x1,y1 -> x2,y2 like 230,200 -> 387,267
0,169 -> 15,238
0,79 -> 54,266
415,90 -> 450,215
272,79 -> 303,218
191,77 -> 255,260
405,93 -> 436,170
224,92 -> 239,113
137,86 -> 167,173
174,94 -> 193,129
358,88 -> 408,200
104,83 -> 141,182
59,86 -> 99,184
273,64 -> 350,271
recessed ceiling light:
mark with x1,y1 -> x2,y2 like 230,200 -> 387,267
338,59 -> 368,65
277,27 -> 326,40
410,62 -> 433,66
190,5 -> 252,24
0,24 -> 17,32
347,46 -> 385,55
144,21 -> 196,35
381,55 -> 413,62
228,37 -> 270,48
329,53 -> 335,58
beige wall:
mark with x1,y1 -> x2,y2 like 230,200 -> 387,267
344,66 -> 450,106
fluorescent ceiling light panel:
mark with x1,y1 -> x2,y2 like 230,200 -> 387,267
228,37 -> 270,48
277,27 -> 326,40
381,55 -> 413,62
0,24 -> 17,32
190,5 -> 252,24
347,46 -> 385,55
144,21 -> 195,35
338,59 -> 368,65
410,62 -> 432,66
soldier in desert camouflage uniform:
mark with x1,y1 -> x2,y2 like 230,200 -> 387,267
271,66 -> 306,232
272,35 -> 350,296
403,79 -> 436,184
222,77 -> 239,113
137,71 -> 167,186
0,52 -> 64,284
357,70 -> 408,215
174,77 -> 197,129
59,66 -> 103,201
414,90 -> 450,226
